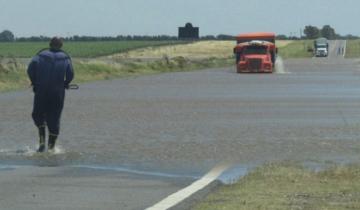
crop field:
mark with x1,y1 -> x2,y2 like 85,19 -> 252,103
0,41 -> 183,58
277,40 -> 314,59
0,40 -> 308,92
0,40 -> 298,59
345,40 -> 360,58
0,41 -> 233,92
110,40 -> 293,60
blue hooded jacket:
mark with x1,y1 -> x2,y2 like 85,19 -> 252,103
27,49 -> 74,92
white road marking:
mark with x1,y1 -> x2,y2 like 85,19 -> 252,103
145,163 -> 230,210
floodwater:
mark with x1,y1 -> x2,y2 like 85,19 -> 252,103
1,41 -> 360,181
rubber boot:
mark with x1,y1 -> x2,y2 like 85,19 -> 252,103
48,134 -> 58,151
37,126 -> 46,153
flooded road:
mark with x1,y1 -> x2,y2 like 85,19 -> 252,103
1,56 -> 360,173
1,51 -> 360,209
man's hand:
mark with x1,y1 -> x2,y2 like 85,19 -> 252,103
68,84 -> 79,90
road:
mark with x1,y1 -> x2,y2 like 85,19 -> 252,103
328,40 -> 346,58
1,40 -> 360,209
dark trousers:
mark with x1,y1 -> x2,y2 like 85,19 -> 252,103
32,89 -> 65,135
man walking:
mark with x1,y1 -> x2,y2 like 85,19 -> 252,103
27,37 -> 74,152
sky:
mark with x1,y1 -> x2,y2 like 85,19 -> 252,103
0,0 -> 359,37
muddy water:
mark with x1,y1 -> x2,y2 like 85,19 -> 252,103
1,57 -> 360,178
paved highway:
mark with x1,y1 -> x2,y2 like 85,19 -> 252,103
1,41 -> 360,209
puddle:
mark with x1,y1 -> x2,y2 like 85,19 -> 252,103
0,165 -> 17,171
218,164 -> 252,184
72,165 -> 199,179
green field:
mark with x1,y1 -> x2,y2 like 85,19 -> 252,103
0,41 -> 183,58
0,54 -> 232,92
0,40 -> 235,92
0,40 -> 321,92
193,163 -> 360,210
0,40 -> 316,59
345,40 -> 360,58
277,40 -> 314,59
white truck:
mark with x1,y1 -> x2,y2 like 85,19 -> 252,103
314,37 -> 329,57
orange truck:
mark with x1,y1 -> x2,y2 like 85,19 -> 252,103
233,32 -> 277,73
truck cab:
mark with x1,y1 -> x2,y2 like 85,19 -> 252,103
234,33 -> 277,73
314,38 -> 329,57
315,45 -> 328,57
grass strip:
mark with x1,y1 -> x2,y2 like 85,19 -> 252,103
345,40 -> 360,58
193,163 -> 360,210
0,56 -> 233,92
278,40 -> 314,59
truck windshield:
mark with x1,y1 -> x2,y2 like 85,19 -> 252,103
243,46 -> 267,55
317,44 -> 327,48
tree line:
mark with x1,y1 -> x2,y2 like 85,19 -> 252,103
277,25 -> 359,40
275,25 -> 338,40
1,28 -> 358,42
303,25 -> 359,40
0,30 -> 235,42
304,25 -> 337,39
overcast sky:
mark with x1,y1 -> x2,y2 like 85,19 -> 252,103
0,0 -> 359,37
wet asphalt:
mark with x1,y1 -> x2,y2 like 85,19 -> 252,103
1,40 -> 360,209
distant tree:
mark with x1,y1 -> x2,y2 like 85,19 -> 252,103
276,34 -> 288,40
343,34 -> 360,40
216,34 -> 235,40
0,30 -> 15,42
289,36 -> 300,40
201,35 -> 216,40
303,25 -> 320,39
320,25 -> 336,40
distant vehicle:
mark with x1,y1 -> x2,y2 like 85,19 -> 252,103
233,32 -> 277,73
314,37 -> 329,57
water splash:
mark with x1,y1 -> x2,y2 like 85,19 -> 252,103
12,146 -> 64,156
21,146 -> 37,156
275,56 -> 288,74
0,149 -> 11,153
52,145 -> 66,155
0,146 -> 37,156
